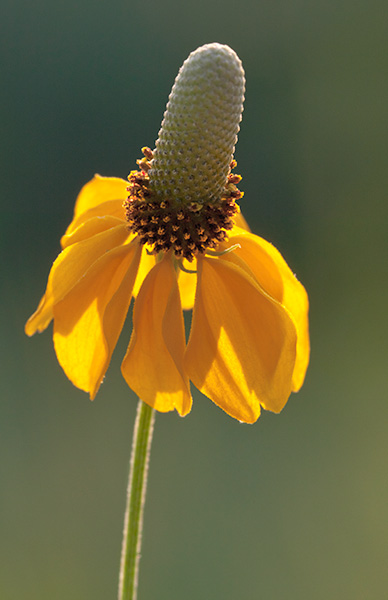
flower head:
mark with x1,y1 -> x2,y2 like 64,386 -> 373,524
25,43 -> 309,423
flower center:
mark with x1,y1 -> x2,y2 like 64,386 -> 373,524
123,147 -> 243,262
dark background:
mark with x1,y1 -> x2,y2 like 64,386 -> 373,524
1,0 -> 387,598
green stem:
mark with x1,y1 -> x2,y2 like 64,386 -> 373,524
118,400 -> 155,600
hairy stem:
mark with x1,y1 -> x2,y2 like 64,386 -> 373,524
118,400 -> 155,600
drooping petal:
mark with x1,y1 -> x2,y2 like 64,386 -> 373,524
177,259 -> 197,310
53,240 -> 142,399
224,229 -> 310,391
132,248 -> 156,299
121,254 -> 192,416
61,215 -> 127,248
184,256 -> 297,423
130,251 -> 197,308
73,175 -> 128,221
62,200 -> 127,243
25,224 -> 130,336
62,175 -> 128,241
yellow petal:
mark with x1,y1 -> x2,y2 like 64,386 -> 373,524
233,209 -> 251,232
25,224 -> 130,336
25,293 -> 51,336
131,250 -> 197,308
73,174 -> 128,221
121,254 -> 192,416
132,248 -> 156,299
62,175 -> 128,240
53,241 -> 142,399
61,215 -> 127,248
184,256 -> 297,423
225,229 -> 310,391
177,258 -> 197,310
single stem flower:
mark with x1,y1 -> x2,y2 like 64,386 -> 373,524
25,43 -> 310,600
25,42 -> 309,423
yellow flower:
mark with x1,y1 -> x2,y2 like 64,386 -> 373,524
25,171 -> 309,423
25,44 -> 309,424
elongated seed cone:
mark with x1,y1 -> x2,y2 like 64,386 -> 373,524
149,43 -> 245,205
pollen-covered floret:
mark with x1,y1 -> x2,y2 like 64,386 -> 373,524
124,148 -> 243,261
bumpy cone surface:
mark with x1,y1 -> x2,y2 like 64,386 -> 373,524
149,43 -> 245,204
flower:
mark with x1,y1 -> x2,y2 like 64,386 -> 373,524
25,44 -> 309,424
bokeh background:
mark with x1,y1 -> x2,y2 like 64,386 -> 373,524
1,0 -> 387,598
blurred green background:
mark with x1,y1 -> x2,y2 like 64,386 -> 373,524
1,0 -> 387,598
